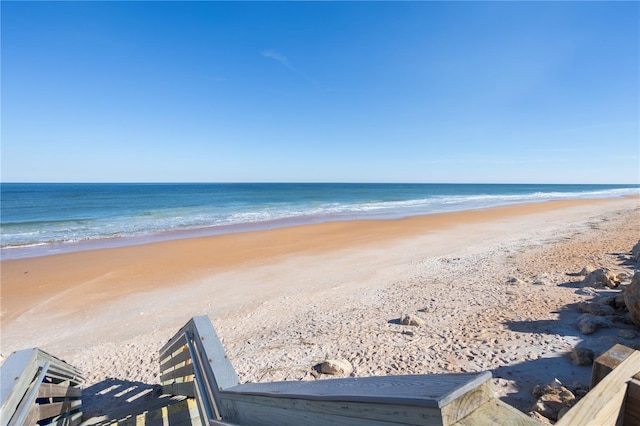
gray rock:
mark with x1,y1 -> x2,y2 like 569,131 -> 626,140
557,406 -> 571,421
546,378 -> 563,390
617,271 -> 632,283
400,313 -> 426,327
624,271 -> 640,326
577,313 -> 611,335
532,384 -> 545,398
320,359 -> 353,375
528,410 -> 553,424
567,381 -> 589,398
582,268 -> 619,289
577,302 -> 616,316
528,379 -> 576,422
507,277 -> 525,285
632,240 -> 640,262
597,296 -> 617,307
570,347 -> 594,366
579,265 -> 596,276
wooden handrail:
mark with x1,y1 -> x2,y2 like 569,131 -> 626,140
159,316 -> 239,424
159,316 -> 537,425
0,348 -> 84,425
185,329 -> 217,421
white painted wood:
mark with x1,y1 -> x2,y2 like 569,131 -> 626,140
0,348 -> 83,426
0,349 -> 39,425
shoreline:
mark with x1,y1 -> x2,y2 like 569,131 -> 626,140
1,195 -> 639,416
0,197 -> 634,325
2,194 -> 638,261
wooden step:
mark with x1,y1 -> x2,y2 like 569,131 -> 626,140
82,396 -> 201,426
452,398 -> 539,426
220,372 -> 494,425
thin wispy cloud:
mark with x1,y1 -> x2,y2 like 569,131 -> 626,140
261,49 -> 319,88
261,49 -> 295,71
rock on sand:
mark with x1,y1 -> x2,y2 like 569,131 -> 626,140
624,271 -> 640,326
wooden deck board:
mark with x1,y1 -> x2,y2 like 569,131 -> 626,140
37,382 -> 82,398
221,395 -> 433,426
223,372 -> 491,409
161,362 -> 195,384
37,399 -> 82,420
220,373 -> 493,425
162,382 -> 196,398
160,348 -> 192,372
452,398 -> 539,426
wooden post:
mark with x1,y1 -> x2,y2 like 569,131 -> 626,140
625,373 -> 640,426
556,351 -> 640,426
591,344 -> 636,388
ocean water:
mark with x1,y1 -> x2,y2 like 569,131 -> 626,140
1,183 -> 638,259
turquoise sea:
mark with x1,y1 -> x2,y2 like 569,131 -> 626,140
1,183 -> 638,259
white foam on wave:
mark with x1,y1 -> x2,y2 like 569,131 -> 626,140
1,186 -> 637,257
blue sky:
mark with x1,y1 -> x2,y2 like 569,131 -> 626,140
2,1 -> 639,184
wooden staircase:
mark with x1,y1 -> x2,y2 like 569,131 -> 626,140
157,316 -> 536,426
2,317 -> 639,425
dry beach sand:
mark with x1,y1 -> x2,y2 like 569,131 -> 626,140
1,196 -> 639,420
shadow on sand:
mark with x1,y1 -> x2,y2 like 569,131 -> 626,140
82,378 -> 193,425
496,250 -> 639,412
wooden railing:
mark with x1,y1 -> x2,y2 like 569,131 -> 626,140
0,348 -> 84,426
159,316 -> 537,426
158,316 -> 239,425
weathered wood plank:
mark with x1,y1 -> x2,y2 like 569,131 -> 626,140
162,398 -> 199,426
37,399 -> 82,420
625,378 -> 640,426
441,379 -> 493,425
162,381 -> 196,398
452,398 -> 539,426
557,351 -> 640,426
160,331 -> 188,360
42,370 -> 83,387
220,391 -> 442,425
223,372 -> 490,409
0,349 -> 40,425
37,350 -> 84,385
221,396 -> 426,426
191,316 -> 239,391
221,375 -> 491,425
19,403 -> 38,426
37,382 -> 82,398
160,347 -> 192,372
161,362 -> 195,384
190,316 -> 239,421
7,362 -> 49,426
591,343 -> 636,388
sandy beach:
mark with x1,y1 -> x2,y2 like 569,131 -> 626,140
1,196 -> 639,419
